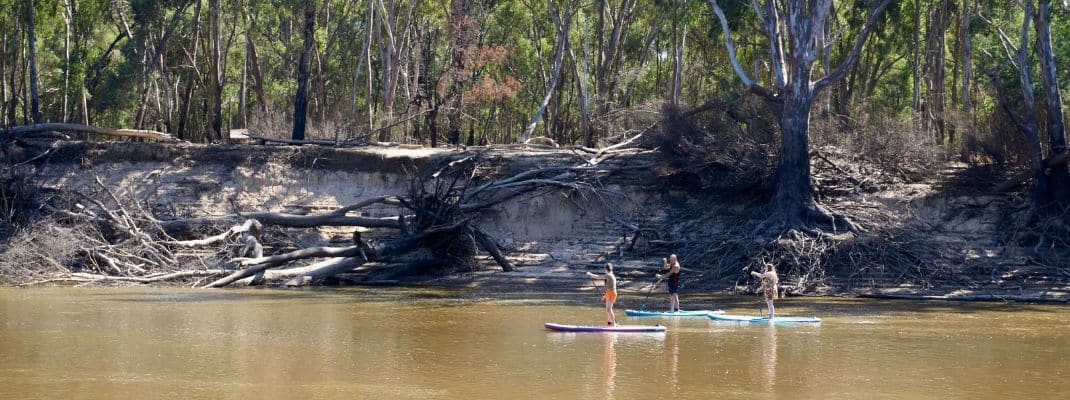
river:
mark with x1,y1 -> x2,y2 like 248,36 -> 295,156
0,287 -> 1066,399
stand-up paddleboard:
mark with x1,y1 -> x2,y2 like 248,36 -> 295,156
706,313 -> 821,323
625,309 -> 725,317
544,322 -> 667,332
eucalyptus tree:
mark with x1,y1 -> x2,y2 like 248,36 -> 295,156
292,0 -> 315,141
707,0 -> 892,233
982,0 -> 1069,209
1032,0 -> 1069,200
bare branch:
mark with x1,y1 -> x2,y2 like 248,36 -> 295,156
976,12 -> 1021,71
985,69 -> 1031,134
707,0 -> 778,101
811,0 -> 893,95
759,0 -> 788,89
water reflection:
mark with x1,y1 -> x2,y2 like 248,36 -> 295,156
762,323 -> 778,394
602,333 -> 617,400
2,289 -> 1070,399
666,330 -> 679,397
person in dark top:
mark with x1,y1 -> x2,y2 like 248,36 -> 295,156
655,254 -> 682,313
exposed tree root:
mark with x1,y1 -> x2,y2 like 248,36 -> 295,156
753,200 -> 863,237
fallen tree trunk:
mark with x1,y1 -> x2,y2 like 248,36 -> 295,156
159,211 -> 400,235
472,226 -> 515,272
17,270 -> 231,286
280,257 -> 365,286
0,123 -> 177,142
203,219 -> 469,287
246,134 -> 399,148
204,245 -> 369,288
996,151 -> 1070,192
169,219 -> 261,247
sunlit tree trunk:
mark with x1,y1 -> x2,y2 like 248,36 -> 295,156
377,0 -> 395,141
1015,0 -> 1046,206
911,0 -> 922,120
985,0 -> 1048,208
1033,0 -> 1069,200
960,0 -> 972,134
61,0 -> 73,123
595,0 -> 636,115
363,0 -> 376,132
618,23 -> 657,108
925,1 -> 949,144
237,16 -> 248,129
293,0 -> 316,141
670,0 -> 685,106
1,21 -> 7,126
177,0 -> 201,141
207,0 -> 223,142
27,0 -> 39,124
565,30 -> 591,147
7,20 -> 20,127
241,10 -> 266,115
521,0 -> 571,143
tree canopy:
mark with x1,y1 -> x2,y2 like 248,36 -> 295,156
2,0 -> 1069,217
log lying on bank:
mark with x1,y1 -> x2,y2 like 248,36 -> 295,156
169,218 -> 262,247
16,270 -> 231,286
996,151 -> 1070,192
245,134 -> 400,148
0,123 -> 178,142
158,207 -> 401,236
204,219 -> 470,287
207,245 -> 368,287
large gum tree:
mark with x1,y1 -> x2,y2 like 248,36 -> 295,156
707,0 -> 891,234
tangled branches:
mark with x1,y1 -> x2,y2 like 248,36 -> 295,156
650,98 -> 778,194
3,146 -> 643,288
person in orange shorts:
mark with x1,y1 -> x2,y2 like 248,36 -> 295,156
587,263 -> 618,326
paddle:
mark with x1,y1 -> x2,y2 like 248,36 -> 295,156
744,266 -> 763,318
757,290 -> 765,318
589,276 -> 605,298
638,277 -> 659,311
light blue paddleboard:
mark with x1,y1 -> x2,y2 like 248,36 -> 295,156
706,313 -> 821,323
625,309 -> 725,317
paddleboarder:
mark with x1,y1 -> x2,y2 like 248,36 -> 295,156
655,254 -> 682,313
750,263 -> 780,319
587,263 -> 618,326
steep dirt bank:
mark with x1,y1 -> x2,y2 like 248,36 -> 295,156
2,141 -> 1068,302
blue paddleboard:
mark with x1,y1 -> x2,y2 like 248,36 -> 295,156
625,309 -> 725,317
706,313 -> 821,323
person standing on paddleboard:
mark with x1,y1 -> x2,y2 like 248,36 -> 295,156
656,254 -> 682,313
587,264 -> 618,326
750,263 -> 779,319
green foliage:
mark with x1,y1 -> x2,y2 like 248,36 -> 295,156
0,0 -> 1063,150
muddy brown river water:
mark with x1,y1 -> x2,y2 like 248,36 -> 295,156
0,287 -> 1066,399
